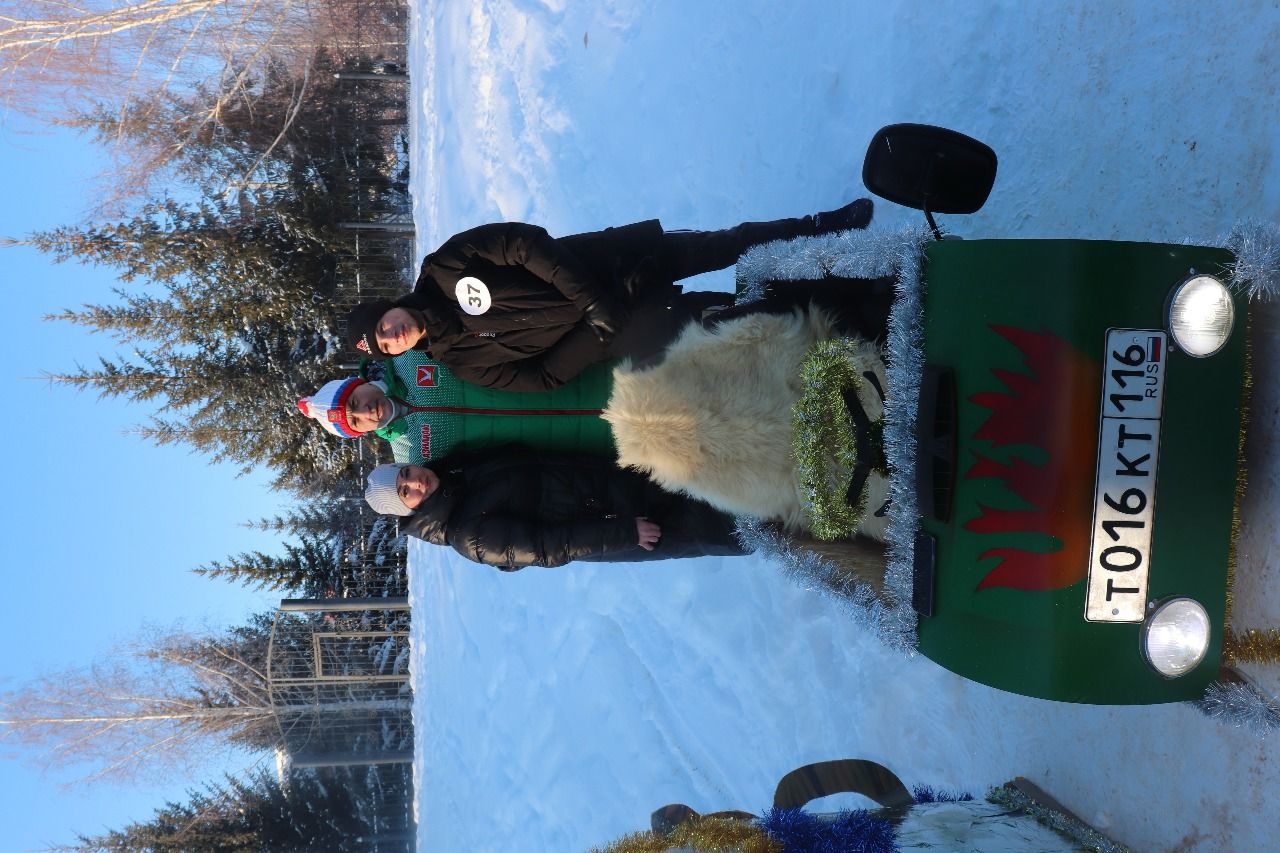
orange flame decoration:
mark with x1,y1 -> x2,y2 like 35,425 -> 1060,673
963,326 -> 1099,592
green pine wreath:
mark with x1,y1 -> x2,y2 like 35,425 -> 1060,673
792,337 -> 886,540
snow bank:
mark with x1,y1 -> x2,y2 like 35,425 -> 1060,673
408,2 -> 1280,850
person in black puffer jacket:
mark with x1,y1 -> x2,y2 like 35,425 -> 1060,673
344,201 -> 874,392
363,446 -> 749,570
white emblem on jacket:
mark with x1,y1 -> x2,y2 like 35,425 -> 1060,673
455,276 -> 491,315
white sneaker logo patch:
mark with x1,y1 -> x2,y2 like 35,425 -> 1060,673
455,276 -> 491,315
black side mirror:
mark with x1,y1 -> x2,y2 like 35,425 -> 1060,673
862,123 -> 997,237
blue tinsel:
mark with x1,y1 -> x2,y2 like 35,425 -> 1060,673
758,807 -> 897,853
910,785 -> 973,804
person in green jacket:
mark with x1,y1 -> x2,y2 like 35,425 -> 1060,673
297,348 -> 616,465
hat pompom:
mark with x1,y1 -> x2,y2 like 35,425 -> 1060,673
366,464 -> 413,516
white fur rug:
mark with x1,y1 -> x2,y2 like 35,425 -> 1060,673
605,307 -> 842,532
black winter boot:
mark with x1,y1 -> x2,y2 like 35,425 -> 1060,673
812,197 -> 874,234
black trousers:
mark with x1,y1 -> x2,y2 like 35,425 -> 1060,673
608,217 -> 898,363
577,492 -> 751,563
601,220 -> 808,363
654,217 -> 816,281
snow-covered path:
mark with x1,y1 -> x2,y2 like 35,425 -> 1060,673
406,2 -> 1280,850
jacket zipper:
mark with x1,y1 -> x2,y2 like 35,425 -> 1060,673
401,403 -> 604,416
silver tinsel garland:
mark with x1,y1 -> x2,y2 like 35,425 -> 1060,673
984,786 -> 1133,853
735,226 -> 912,301
1196,680 -> 1280,735
1193,219 -> 1280,737
1221,219 -> 1280,300
735,226 -> 932,650
735,518 -> 915,652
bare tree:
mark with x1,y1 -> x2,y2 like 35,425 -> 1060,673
0,1 -> 313,115
2,0 -> 315,208
1,620 -> 269,786
2,617 -> 409,787
0,0 -> 405,206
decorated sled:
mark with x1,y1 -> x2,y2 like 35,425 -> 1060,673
592,756 -> 1127,853
635,124 -> 1278,715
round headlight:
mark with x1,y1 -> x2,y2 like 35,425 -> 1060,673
1142,598 -> 1211,678
1167,274 -> 1234,357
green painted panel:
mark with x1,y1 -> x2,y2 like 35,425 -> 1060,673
916,240 -> 1244,704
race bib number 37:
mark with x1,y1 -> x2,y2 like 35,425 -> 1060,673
455,276 -> 491,315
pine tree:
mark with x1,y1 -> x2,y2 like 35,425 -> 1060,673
16,14 -> 410,581
64,767 -> 413,852
13,25 -> 413,495
36,191 -> 377,490
195,533 -> 340,594
244,502 -> 352,537
196,492 -> 407,597
66,780 -> 258,852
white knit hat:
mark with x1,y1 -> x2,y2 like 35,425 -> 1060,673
298,378 -> 393,437
297,377 -> 366,438
365,463 -> 413,516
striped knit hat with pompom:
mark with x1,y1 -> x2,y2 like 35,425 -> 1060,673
365,463 -> 413,516
297,377 -> 367,438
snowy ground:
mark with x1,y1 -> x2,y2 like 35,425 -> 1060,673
405,2 -> 1280,850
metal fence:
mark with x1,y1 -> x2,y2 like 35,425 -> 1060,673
267,598 -> 415,848
314,0 -> 414,600
284,763 -> 415,852
281,10 -> 417,844
325,0 -> 416,325
341,763 -> 416,852
326,84 -> 414,320
315,443 -> 410,599
268,600 -> 413,766
340,512 -> 409,597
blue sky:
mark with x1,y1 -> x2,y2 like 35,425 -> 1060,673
0,114 -> 289,851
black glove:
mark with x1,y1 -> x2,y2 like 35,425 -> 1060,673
582,300 -> 618,342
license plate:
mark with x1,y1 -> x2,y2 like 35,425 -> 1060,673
1085,329 -> 1166,622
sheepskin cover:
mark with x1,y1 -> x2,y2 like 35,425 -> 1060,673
605,308 -> 835,531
